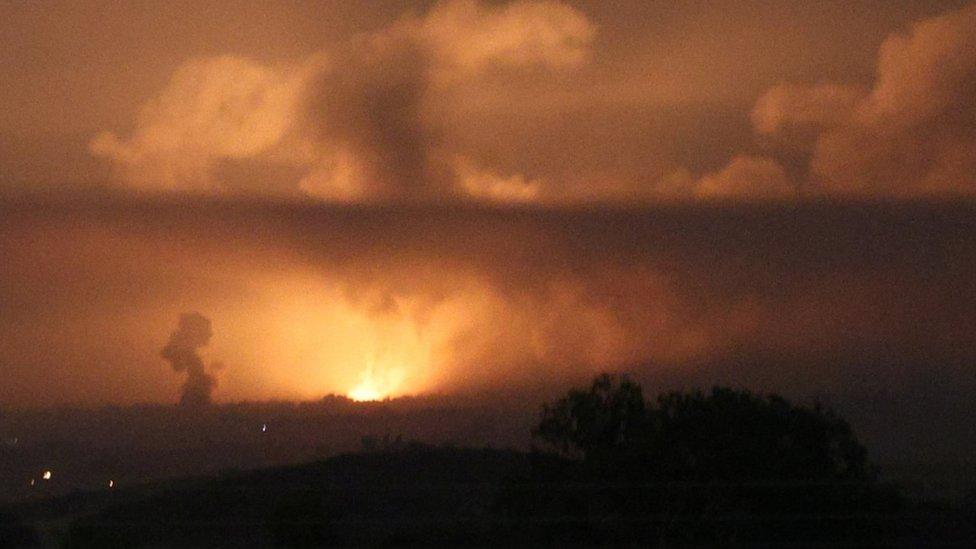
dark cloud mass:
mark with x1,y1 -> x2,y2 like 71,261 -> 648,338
307,37 -> 441,200
160,312 -> 218,407
2,198 -> 976,408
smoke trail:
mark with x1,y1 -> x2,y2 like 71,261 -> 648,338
160,312 -> 218,407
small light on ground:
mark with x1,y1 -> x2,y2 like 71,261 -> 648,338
42,470 -> 52,480
29,478 -> 35,487
108,480 -> 115,488
261,423 -> 268,433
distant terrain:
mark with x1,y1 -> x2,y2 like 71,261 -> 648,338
3,381 -> 976,546
3,387 -> 976,507
0,396 -> 534,505
0,445 -> 973,546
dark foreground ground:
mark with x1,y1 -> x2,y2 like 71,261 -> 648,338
0,397 -> 535,504
2,444 -> 975,547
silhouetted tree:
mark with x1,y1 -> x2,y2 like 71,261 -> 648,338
535,374 -> 874,482
534,374 -> 648,457
508,374 -> 895,544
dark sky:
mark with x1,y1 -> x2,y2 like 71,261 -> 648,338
1,1 -> 975,407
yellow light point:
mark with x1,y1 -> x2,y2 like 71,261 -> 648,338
108,480 -> 115,488
42,470 -> 52,480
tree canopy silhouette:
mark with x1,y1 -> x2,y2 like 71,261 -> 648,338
534,374 -> 874,482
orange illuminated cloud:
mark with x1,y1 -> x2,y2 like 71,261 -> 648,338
754,2 -> 976,197
85,0 -> 976,203
91,0 -> 594,203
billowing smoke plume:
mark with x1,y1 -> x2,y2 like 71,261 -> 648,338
752,1 -> 976,197
90,0 -> 593,202
71,0 -> 976,203
4,198 -> 976,423
160,312 -> 218,407
658,0 -> 976,201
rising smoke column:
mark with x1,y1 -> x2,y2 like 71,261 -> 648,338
160,312 -> 218,407
89,0 -> 595,201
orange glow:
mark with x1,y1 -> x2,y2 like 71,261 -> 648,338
348,384 -> 382,402
348,360 -> 407,401
225,272 -> 442,401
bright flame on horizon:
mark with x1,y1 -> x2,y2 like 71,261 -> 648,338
348,360 -> 406,402
349,382 -> 383,402
252,274 -> 441,402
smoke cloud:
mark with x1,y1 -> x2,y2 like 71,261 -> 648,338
88,55 -> 316,193
160,312 -> 218,407
86,1 -> 976,202
754,1 -> 976,197
3,197 -> 976,409
694,156 -> 796,200
90,0 -> 594,202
